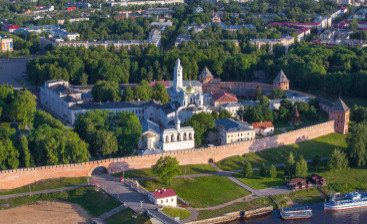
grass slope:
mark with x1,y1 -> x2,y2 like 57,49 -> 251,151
216,133 -> 346,171
162,207 -> 191,220
140,176 -> 251,208
233,170 -> 285,190
105,208 -> 151,224
273,188 -> 325,208
0,186 -> 121,217
0,177 -> 87,196
111,164 -> 218,178
197,197 -> 275,220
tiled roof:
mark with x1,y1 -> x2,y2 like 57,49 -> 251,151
251,121 -> 274,129
198,66 -> 214,80
330,98 -> 349,112
70,100 -> 160,110
273,69 -> 289,83
212,92 -> 238,103
150,188 -> 177,199
149,80 -> 170,87
50,84 -> 81,95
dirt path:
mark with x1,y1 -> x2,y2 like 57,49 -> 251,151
0,201 -> 91,224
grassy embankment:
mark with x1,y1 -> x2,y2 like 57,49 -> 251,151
197,197 -> 275,220
105,208 -> 151,224
0,186 -> 121,217
140,175 -> 251,208
111,164 -> 218,179
162,207 -> 191,220
0,177 -> 87,196
216,133 -> 347,171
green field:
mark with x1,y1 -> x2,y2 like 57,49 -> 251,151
105,208 -> 151,224
0,187 -> 121,217
140,176 -> 251,208
233,170 -> 285,190
0,177 -> 87,196
111,164 -> 218,178
273,188 -> 325,208
216,133 -> 347,171
162,207 -> 191,220
197,197 -> 274,220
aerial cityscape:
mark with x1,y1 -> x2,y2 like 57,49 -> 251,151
0,0 -> 367,223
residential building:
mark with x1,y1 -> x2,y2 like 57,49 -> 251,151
273,69 -> 289,91
251,121 -> 274,136
110,0 -> 184,7
249,36 -> 294,53
57,17 -> 90,25
148,188 -> 177,207
2,24 -> 19,33
0,35 -> 13,52
216,118 -> 255,145
212,92 -> 238,109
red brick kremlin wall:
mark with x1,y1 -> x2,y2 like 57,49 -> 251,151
0,121 -> 335,189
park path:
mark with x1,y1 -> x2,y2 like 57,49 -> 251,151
0,184 -> 87,200
98,205 -> 126,220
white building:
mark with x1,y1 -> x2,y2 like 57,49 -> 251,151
138,120 -> 161,150
216,118 -> 255,145
252,121 -> 274,136
148,188 -> 177,207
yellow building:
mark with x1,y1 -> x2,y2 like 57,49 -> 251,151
0,35 -> 13,52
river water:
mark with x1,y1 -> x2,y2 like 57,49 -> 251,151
228,203 -> 367,224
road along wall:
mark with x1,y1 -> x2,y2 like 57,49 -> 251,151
0,121 -> 335,189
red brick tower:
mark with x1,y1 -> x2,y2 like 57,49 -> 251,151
329,98 -> 350,134
198,66 -> 214,84
273,69 -> 289,90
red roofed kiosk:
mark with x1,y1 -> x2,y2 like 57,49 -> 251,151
148,188 -> 177,207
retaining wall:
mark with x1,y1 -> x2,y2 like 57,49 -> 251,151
0,121 -> 335,189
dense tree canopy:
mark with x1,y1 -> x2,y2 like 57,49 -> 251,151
92,80 -> 121,102
152,156 -> 181,186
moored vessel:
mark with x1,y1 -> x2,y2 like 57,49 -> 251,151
324,192 -> 367,211
279,206 -> 312,220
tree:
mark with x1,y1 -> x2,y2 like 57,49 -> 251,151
255,85 -> 262,100
328,149 -> 349,171
219,110 -> 233,119
295,158 -> 308,178
243,158 -> 253,178
270,88 -> 284,99
0,138 -> 20,170
33,110 -> 65,130
93,129 -> 118,157
260,163 -> 267,177
268,164 -> 277,178
8,90 -> 36,127
260,96 -> 269,107
346,122 -> 367,167
184,112 -> 215,147
17,135 -> 31,167
284,152 -> 296,178
152,156 -> 181,186
152,83 -> 170,104
92,80 -> 120,102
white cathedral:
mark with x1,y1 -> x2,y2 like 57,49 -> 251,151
40,58 -> 211,153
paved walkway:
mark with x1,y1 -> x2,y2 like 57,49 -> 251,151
0,184 -> 87,200
181,207 -> 199,223
98,205 -> 126,220
195,194 -> 257,211
209,163 -> 223,172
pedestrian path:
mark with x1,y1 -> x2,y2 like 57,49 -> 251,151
181,207 -> 199,223
98,205 -> 126,220
0,184 -> 87,200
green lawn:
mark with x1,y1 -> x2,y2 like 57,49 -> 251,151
216,133 -> 347,171
271,129 -> 285,136
140,176 -> 251,208
233,170 -> 285,190
273,188 -> 325,208
105,208 -> 151,224
0,186 -> 121,217
197,197 -> 274,220
111,164 -> 218,179
0,177 -> 87,196
0,122 -> 10,128
162,207 -> 191,220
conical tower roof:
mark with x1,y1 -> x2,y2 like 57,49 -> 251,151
331,98 -> 349,112
292,106 -> 300,118
198,66 -> 213,80
274,69 -> 289,83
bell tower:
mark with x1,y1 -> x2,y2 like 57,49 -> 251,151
173,58 -> 183,93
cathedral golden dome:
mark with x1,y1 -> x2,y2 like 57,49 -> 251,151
185,84 -> 195,95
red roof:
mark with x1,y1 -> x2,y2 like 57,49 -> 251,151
251,121 -> 274,130
150,188 -> 177,199
340,7 -> 347,10
149,80 -> 170,87
212,92 -> 238,103
2,24 -> 19,30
